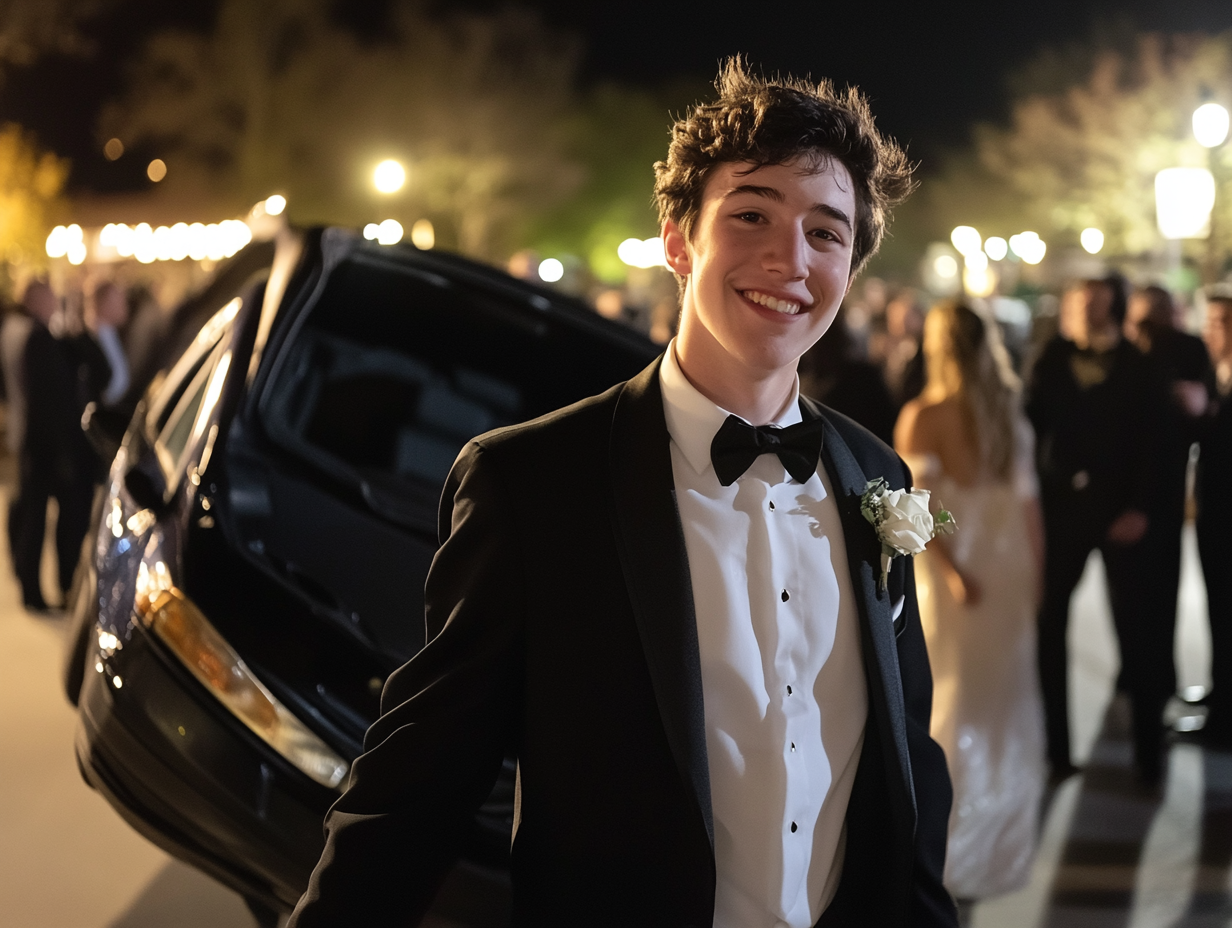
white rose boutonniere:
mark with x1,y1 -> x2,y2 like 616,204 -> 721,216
860,477 -> 957,590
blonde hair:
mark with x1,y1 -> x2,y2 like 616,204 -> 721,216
923,300 -> 1021,480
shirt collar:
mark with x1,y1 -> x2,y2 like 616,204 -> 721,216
658,338 -> 803,477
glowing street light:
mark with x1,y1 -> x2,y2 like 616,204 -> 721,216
373,159 -> 406,194
1155,167 -> 1216,239
1008,231 -> 1047,265
1193,102 -> 1230,149
538,258 -> 564,282
46,224 -> 87,264
1080,227 -> 1105,254
617,236 -> 667,269
932,254 -> 958,279
950,226 -> 982,258
410,219 -> 435,250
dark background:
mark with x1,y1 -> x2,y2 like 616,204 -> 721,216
5,0 -> 1232,193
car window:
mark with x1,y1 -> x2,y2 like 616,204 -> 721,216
147,296 -> 241,437
155,339 -> 228,479
262,254 -> 654,515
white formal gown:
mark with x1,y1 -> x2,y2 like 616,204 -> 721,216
903,418 -> 1046,899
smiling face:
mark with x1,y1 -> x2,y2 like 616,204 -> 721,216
664,158 -> 856,416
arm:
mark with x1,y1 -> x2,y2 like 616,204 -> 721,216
289,442 -> 523,927
1109,348 -> 1163,544
894,401 -> 979,605
1023,494 -> 1045,606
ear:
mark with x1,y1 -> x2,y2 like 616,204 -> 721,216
662,219 -> 692,276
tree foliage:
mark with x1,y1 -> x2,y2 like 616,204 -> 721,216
0,0 -> 109,74
919,31 -> 1232,261
0,121 -> 68,267
102,0 -> 584,259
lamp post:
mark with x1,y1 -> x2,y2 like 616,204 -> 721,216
1195,102 -> 1230,282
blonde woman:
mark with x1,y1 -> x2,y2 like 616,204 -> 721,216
895,300 -> 1046,900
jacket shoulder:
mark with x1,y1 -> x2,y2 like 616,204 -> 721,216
810,398 -> 909,483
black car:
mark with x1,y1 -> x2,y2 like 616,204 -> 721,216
65,227 -> 658,924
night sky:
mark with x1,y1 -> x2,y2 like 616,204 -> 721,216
4,0 -> 1232,194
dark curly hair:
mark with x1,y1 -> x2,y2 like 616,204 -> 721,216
653,57 -> 916,278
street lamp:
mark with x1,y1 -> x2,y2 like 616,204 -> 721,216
1194,102 -> 1230,149
373,159 -> 406,194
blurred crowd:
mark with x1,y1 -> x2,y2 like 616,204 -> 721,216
793,275 -> 1232,901
0,278 -> 164,610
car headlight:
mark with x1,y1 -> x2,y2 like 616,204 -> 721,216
133,553 -> 349,789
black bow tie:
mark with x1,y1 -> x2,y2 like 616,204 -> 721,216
710,413 -> 824,486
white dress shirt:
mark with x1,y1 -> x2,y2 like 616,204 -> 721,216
659,343 -> 868,928
96,324 -> 131,407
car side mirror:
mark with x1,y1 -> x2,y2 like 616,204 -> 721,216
124,456 -> 169,514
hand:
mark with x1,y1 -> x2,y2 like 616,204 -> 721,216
945,567 -> 982,606
1172,380 -> 1209,418
1107,509 -> 1149,546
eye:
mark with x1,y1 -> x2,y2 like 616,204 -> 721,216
810,227 -> 841,243
735,211 -> 763,223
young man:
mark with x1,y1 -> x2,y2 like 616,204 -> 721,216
290,60 -> 957,928
1026,276 -> 1164,784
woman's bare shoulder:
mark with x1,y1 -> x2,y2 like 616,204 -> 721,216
896,395 -> 964,454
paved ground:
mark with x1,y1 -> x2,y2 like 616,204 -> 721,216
1,477 -> 1228,927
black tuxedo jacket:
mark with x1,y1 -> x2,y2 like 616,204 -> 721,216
290,358 -> 957,928
1026,335 -> 1161,525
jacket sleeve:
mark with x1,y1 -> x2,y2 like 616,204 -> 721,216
22,330 -> 71,469
289,441 -> 523,927
897,459 -> 960,927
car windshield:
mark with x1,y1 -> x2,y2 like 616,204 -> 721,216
261,252 -> 654,526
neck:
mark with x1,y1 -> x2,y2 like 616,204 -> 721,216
1075,323 -> 1119,352
673,329 -> 797,425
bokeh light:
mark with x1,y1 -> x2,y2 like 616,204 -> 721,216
103,138 -> 124,160
1155,167 -> 1216,239
983,236 -> 1008,261
410,219 -> 435,249
147,159 -> 167,182
538,258 -> 564,282
46,224 -> 86,264
93,219 -> 251,263
374,160 -> 406,194
617,236 -> 667,269
1008,231 -> 1047,264
1193,102 -> 1230,149
1080,227 -> 1105,254
933,254 -> 958,279
376,219 -> 403,245
950,226 -> 982,257
264,194 -> 287,216
964,250 -> 988,272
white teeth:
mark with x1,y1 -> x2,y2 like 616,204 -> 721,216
743,290 -> 802,315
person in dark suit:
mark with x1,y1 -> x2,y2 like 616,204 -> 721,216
290,59 -> 957,928
1197,289 -> 1232,747
1124,284 -> 1212,713
1027,275 -> 1165,784
12,281 -> 99,609
798,305 -> 898,446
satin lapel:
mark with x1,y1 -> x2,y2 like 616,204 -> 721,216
609,358 -> 714,847
810,403 -> 917,819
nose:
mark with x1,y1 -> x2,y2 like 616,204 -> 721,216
762,222 -> 809,280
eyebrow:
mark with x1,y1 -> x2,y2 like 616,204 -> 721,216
724,184 -> 852,231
